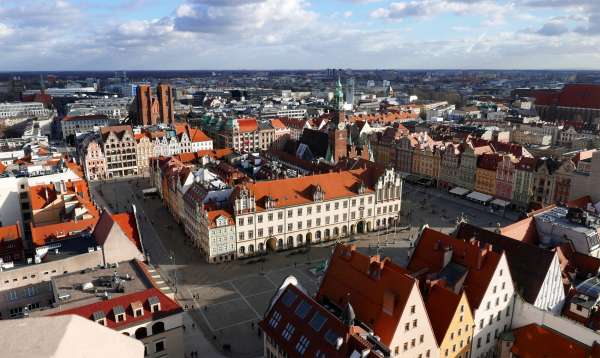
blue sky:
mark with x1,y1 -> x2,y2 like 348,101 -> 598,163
0,0 -> 599,70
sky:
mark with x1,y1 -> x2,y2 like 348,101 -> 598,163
0,0 -> 599,70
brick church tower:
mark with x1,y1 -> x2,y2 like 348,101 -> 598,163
327,77 -> 348,163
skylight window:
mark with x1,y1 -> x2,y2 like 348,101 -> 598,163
308,311 -> 327,332
282,290 -> 298,307
294,300 -> 311,319
324,329 -> 340,346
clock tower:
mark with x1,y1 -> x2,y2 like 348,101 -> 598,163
327,76 -> 348,163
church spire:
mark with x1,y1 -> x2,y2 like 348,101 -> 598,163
333,76 -> 344,111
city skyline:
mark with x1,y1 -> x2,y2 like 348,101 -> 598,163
1,0 -> 600,71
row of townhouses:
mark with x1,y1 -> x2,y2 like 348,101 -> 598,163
371,132 -> 600,210
79,124 -> 213,180
150,154 -> 403,263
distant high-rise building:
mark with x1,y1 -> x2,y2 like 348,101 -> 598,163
134,83 -> 174,125
345,77 -> 355,106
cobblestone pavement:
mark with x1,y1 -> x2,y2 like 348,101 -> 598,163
89,178 -> 516,357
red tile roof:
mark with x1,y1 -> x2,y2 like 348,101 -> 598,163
424,283 -> 466,345
29,180 -> 90,210
408,228 -> 501,311
240,168 -> 376,212
51,288 -> 182,330
30,218 -> 98,247
237,118 -> 258,133
270,118 -> 287,129
477,153 -> 501,171
500,217 -> 539,245
188,128 -> 211,142
0,223 -> 21,243
206,209 -> 234,228
111,213 -> 141,250
0,162 -> 6,174
510,324 -> 595,358
316,244 -> 416,346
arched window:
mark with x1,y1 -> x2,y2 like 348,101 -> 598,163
135,327 -> 147,339
297,234 -> 303,246
239,246 -> 245,255
287,236 -> 294,248
249,244 -> 254,253
152,321 -> 165,335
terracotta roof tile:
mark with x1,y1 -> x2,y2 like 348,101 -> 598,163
0,223 -> 21,243
510,324 -> 594,358
30,218 -> 98,247
188,128 -> 211,142
51,288 -> 182,330
317,244 -> 416,346
111,213 -> 141,251
238,118 -> 258,133
408,228 -> 502,311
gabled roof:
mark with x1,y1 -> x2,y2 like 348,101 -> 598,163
262,281 -> 385,358
408,228 -> 502,311
100,125 -> 133,142
454,223 -> 554,304
316,244 -> 416,345
424,283 -> 468,345
111,212 -> 142,251
188,128 -> 211,142
509,324 -> 596,358
51,288 -> 182,330
270,118 -> 287,129
477,153 -> 501,171
500,217 -> 539,245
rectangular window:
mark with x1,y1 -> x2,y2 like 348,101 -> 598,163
288,223 -> 293,231
307,207 -> 312,215
239,218 -> 244,226
288,210 -> 293,218
278,225 -> 283,233
239,232 -> 245,241
343,213 -> 347,221
297,222 -> 302,229
258,215 -> 263,223
297,208 -> 302,216
155,340 -> 165,353
334,202 -> 339,209
268,227 -> 274,235
316,218 -> 321,226
317,205 -> 321,213
278,212 -> 283,220
268,213 -> 273,221
282,323 -> 295,341
343,201 -> 348,208
257,229 -> 263,237
325,217 -> 330,225
352,199 -> 356,206
248,217 -> 253,224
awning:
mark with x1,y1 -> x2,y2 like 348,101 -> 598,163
466,191 -> 493,203
449,187 -> 470,196
491,199 -> 510,207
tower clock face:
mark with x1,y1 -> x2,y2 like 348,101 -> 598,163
338,122 -> 345,130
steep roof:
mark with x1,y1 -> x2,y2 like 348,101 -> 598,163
316,244 -> 416,345
111,212 -> 141,250
500,217 -> 539,245
408,228 -> 502,311
424,283 -> 466,345
261,282 -> 383,358
509,324 -> 596,358
454,223 -> 554,304
477,153 -> 501,171
51,288 -> 182,330
270,118 -> 287,129
188,128 -> 211,142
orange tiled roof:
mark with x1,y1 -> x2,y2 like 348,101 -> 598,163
500,217 -> 539,245
207,209 -> 234,228
270,118 -> 287,129
188,128 -> 211,142
0,223 -> 21,243
316,244 -> 416,346
510,324 -> 593,358
0,162 -> 6,174
237,118 -> 258,133
408,228 -> 501,311
29,180 -> 90,210
111,213 -> 141,250
30,218 -> 98,247
242,168 -> 375,212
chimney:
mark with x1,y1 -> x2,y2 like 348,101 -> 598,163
476,244 -> 492,270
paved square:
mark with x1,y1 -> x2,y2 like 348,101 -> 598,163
231,275 -> 275,296
203,298 -> 257,331
193,282 -> 239,305
246,290 -> 277,317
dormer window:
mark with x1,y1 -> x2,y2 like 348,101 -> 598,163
113,305 -> 126,323
265,196 -> 276,210
313,185 -> 324,202
148,296 -> 161,313
93,311 -> 106,326
357,181 -> 366,195
131,301 -> 144,318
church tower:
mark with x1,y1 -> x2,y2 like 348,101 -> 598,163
328,76 -> 348,163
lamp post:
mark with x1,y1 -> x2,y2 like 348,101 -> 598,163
169,250 -> 177,294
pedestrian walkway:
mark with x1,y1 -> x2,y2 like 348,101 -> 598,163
146,265 -> 174,298
182,312 -> 226,358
